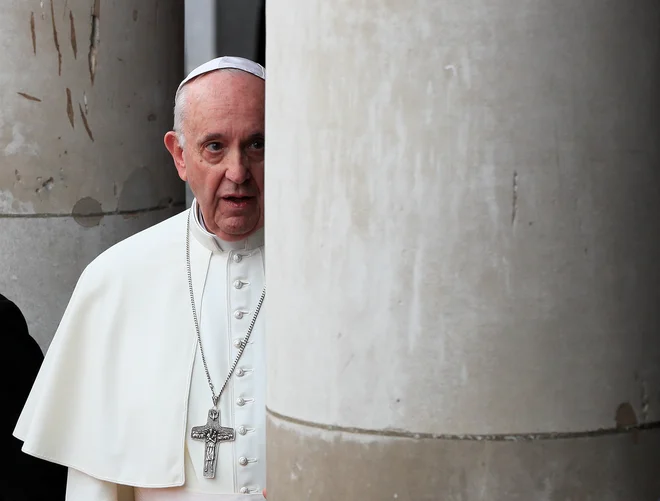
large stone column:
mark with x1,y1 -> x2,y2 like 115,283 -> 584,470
0,0 -> 184,352
265,1 -> 660,499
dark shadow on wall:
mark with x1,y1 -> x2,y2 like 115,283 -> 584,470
214,0 -> 266,66
256,0 -> 265,66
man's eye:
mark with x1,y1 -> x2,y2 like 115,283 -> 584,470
205,142 -> 222,152
250,139 -> 265,150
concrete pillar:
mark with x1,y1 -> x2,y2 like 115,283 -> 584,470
265,1 -> 660,499
0,0 -> 184,352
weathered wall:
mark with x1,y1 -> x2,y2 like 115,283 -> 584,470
265,0 -> 660,499
0,0 -> 185,351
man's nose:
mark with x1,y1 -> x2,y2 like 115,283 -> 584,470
224,149 -> 250,184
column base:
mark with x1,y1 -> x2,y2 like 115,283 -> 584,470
268,412 -> 660,500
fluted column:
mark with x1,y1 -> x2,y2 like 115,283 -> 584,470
265,0 -> 660,499
0,0 -> 185,351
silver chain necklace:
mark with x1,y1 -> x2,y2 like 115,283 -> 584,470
185,213 -> 266,479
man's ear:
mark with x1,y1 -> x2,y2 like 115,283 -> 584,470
164,131 -> 187,181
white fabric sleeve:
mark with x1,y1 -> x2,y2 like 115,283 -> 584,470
66,468 -> 135,501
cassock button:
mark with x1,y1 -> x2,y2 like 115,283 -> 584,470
236,397 -> 246,406
238,457 -> 248,466
234,310 -> 244,320
237,425 -> 247,435
239,487 -> 249,494
233,280 -> 244,289
236,368 -> 245,377
233,339 -> 243,349
232,253 -> 243,263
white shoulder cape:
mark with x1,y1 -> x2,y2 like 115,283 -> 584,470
14,209 -> 213,488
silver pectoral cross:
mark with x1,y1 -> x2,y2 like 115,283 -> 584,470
191,408 -> 236,478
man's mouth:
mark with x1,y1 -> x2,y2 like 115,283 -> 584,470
222,195 -> 255,207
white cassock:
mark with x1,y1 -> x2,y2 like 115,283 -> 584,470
14,199 -> 266,501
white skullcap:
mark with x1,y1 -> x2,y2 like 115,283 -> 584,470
176,56 -> 265,95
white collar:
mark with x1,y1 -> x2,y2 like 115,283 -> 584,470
189,198 -> 264,253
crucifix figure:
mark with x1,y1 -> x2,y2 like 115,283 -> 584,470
191,408 -> 235,478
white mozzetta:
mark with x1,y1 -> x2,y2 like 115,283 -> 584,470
15,201 -> 266,498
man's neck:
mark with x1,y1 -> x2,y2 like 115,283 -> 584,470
191,199 -> 263,252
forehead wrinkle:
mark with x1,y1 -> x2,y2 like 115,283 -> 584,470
187,70 -> 264,106
192,92 -> 262,127
180,71 -> 264,151
176,69 -> 264,145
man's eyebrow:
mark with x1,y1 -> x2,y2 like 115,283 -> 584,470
198,132 -> 226,146
241,132 -> 264,144
197,131 -> 264,147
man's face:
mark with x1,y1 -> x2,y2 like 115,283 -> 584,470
165,70 -> 265,241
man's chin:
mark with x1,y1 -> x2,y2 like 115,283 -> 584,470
212,216 -> 262,242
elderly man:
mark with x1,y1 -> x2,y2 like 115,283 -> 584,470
14,56 -> 267,500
